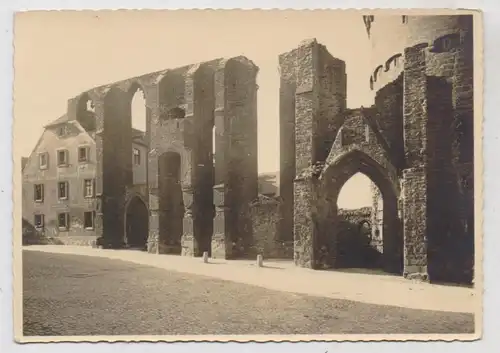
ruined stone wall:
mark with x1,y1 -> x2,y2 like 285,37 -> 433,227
249,196 -> 294,259
278,39 -> 347,268
67,57 -> 258,258
221,58 -> 259,258
277,49 -> 298,244
373,75 -> 404,169
400,15 -> 474,283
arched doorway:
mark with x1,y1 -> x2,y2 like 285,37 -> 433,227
319,150 -> 403,274
125,196 -> 149,250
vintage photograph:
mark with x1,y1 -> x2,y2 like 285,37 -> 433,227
13,9 -> 482,342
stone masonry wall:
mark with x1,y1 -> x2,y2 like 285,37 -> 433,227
279,39 -> 347,269
400,15 -> 474,282
249,195 -> 294,260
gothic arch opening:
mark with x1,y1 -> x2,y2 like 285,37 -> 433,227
130,85 -> 147,133
320,150 -> 403,274
158,151 -> 184,254
125,196 -> 149,250
129,84 -> 148,186
336,173 -> 383,269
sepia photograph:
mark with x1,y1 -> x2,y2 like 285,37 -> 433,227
12,9 -> 483,342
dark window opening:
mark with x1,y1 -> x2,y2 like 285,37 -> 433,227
133,148 -> 141,165
57,150 -> 68,166
34,184 -> 44,202
34,214 -> 44,228
39,153 -> 48,169
57,126 -> 67,137
58,212 -> 69,230
78,147 -> 89,162
58,181 -> 69,200
84,211 -> 95,229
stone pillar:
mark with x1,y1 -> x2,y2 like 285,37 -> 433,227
292,40 -> 319,268
212,183 -> 231,259
402,43 -> 430,280
181,186 -> 197,256
293,171 -> 318,268
184,63 -> 215,257
145,80 -> 161,254
146,69 -> 187,255
401,167 -> 428,278
148,196 -> 160,254
210,57 -> 259,259
290,39 -> 347,269
278,50 -> 297,243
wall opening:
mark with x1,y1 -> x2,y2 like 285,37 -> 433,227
130,87 -> 146,133
158,151 -> 183,254
321,151 -> 403,275
76,93 -> 97,133
125,196 -> 149,250
336,172 -> 384,270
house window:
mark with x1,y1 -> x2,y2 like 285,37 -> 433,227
83,179 -> 94,198
39,153 -> 48,170
84,211 -> 95,230
57,149 -> 69,166
58,212 -> 69,230
34,184 -> 44,202
402,15 -> 408,24
57,126 -> 67,137
133,148 -> 141,165
58,181 -> 69,200
78,146 -> 89,162
34,214 -> 44,228
365,124 -> 370,142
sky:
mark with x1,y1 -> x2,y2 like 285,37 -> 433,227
14,10 -> 377,209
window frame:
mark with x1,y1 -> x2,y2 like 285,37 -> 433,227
83,179 -> 95,198
34,214 -> 44,229
58,181 -> 69,200
34,183 -> 44,203
38,152 -> 49,170
57,149 -> 69,167
133,147 -> 141,165
57,212 -> 70,230
57,125 -> 68,137
83,211 -> 95,230
78,146 -> 90,163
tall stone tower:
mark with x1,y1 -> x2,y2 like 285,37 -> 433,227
278,39 -> 347,268
364,15 -> 475,282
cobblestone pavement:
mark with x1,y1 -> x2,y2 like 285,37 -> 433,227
23,251 -> 474,336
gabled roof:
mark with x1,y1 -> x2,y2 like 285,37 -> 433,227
43,114 -> 69,128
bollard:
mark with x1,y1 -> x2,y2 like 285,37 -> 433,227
203,251 -> 209,263
257,254 -> 263,267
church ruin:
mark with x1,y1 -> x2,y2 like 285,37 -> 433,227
30,14 -> 474,284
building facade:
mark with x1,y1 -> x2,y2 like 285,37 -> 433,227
22,115 -> 148,246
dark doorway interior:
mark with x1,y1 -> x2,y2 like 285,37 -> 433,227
125,196 -> 149,250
